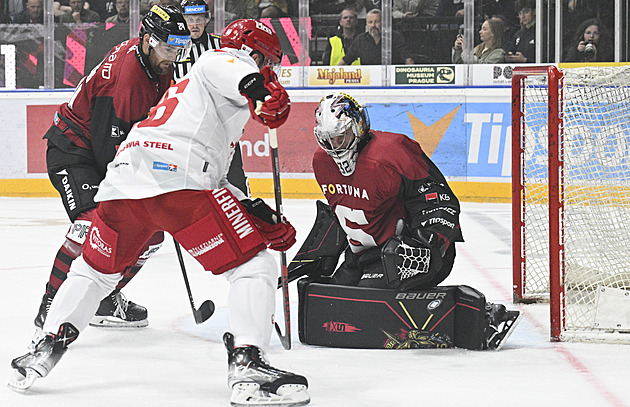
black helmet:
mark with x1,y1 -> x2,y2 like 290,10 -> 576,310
140,4 -> 191,46
181,0 -> 209,16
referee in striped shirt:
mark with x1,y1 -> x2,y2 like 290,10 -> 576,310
173,0 -> 220,80
174,0 -> 251,196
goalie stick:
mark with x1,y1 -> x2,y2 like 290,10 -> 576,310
269,127 -> 292,350
173,238 -> 215,324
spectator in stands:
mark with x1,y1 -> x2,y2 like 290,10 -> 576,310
505,0 -> 535,63
436,0 -> 463,17
564,18 -> 612,63
393,0 -> 439,19
0,2 -> 9,23
90,0 -> 117,21
323,8 -> 359,66
58,0 -> 100,22
310,0 -> 346,16
105,0 -> 129,22
226,0 -> 258,20
3,0 -> 24,22
256,0 -> 286,18
452,17 -> 505,64
341,0 -> 379,18
53,0 -> 72,17
562,1 -> 613,56
339,9 -> 414,65
13,0 -> 43,23
491,13 -> 518,52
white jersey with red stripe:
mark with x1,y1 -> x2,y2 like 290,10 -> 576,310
94,47 -> 257,203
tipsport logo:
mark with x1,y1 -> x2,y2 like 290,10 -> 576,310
152,161 -> 178,172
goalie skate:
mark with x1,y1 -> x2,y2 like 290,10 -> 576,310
483,303 -> 522,350
224,333 -> 310,407
89,290 -> 148,328
8,323 -> 78,392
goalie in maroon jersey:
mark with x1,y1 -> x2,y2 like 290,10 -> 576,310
294,91 -> 521,351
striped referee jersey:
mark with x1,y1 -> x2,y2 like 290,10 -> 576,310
173,32 -> 222,82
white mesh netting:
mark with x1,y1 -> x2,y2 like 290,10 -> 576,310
397,243 -> 431,281
519,66 -> 630,338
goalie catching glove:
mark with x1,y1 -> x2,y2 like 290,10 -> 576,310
241,198 -> 296,251
239,66 -> 290,129
381,219 -> 445,290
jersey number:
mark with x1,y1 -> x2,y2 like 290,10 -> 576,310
334,205 -> 376,252
137,79 -> 189,128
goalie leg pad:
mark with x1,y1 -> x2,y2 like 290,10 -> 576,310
298,279 -> 488,350
285,200 -> 348,286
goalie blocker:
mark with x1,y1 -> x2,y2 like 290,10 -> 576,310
297,279 -> 487,350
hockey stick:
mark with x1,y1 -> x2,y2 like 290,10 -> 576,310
269,127 -> 291,350
173,238 -> 215,324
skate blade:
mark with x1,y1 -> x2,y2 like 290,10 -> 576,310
493,312 -> 523,351
29,327 -> 45,352
230,382 -> 310,406
7,368 -> 40,392
89,316 -> 149,328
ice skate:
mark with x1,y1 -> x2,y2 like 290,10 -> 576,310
223,332 -> 310,406
89,290 -> 148,328
483,303 -> 522,350
31,290 -> 54,350
9,323 -> 79,392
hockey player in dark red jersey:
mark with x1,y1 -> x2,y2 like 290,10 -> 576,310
295,92 -> 521,351
32,4 -> 192,335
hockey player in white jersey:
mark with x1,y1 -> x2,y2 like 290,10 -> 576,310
9,19 -> 310,406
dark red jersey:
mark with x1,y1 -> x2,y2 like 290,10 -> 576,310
52,37 -> 172,176
313,130 -> 463,254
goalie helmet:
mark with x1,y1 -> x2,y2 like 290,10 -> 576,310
220,19 -> 283,68
314,92 -> 370,176
140,5 -> 191,62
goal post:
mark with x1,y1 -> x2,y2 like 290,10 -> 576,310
512,65 -> 630,342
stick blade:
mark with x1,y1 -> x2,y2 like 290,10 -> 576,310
193,300 -> 215,324
274,322 -> 291,350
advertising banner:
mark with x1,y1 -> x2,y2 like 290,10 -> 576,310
20,100 -> 512,181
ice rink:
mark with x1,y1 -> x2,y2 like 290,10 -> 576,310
1,197 -> 629,407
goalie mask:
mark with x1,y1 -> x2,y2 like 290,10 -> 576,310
140,5 -> 192,63
314,92 -> 370,176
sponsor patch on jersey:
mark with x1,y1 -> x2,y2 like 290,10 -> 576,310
425,192 -> 438,203
66,219 -> 91,245
152,161 -> 178,172
89,226 -> 112,258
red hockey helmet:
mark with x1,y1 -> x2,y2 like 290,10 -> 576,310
220,19 -> 283,68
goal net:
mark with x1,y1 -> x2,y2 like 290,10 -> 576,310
512,65 -> 630,342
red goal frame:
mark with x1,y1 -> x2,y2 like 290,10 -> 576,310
511,65 -> 564,341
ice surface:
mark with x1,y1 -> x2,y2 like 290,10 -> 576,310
1,198 -> 629,407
